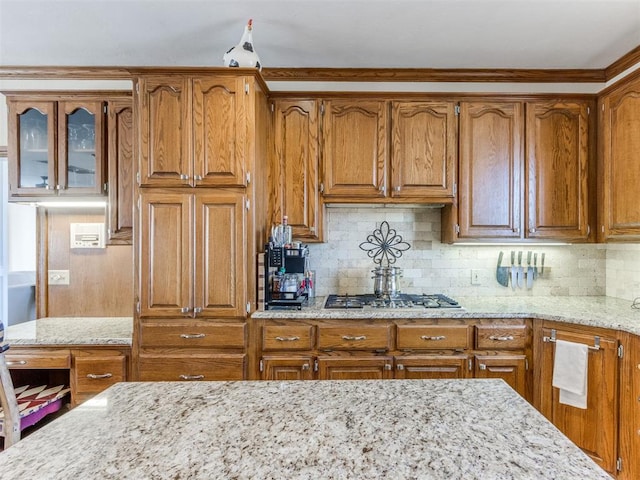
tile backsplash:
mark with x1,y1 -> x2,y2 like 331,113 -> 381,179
304,206 -> 640,300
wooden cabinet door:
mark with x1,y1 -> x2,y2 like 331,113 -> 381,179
271,99 -> 321,241
137,76 -> 191,186
538,328 -> 618,474
390,101 -> 456,199
618,333 -> 640,480
458,101 -> 524,239
139,191 -> 192,317
526,101 -> 592,241
600,77 -> 640,241
194,191 -> 246,317
317,356 -> 394,380
107,98 -> 134,244
57,100 -> 105,196
192,76 -> 247,187
395,355 -> 470,379
261,356 -> 314,380
474,354 -> 528,399
321,99 -> 388,198
7,100 -> 57,197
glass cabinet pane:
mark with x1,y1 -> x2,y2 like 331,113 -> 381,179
19,108 -> 50,189
66,108 -> 97,188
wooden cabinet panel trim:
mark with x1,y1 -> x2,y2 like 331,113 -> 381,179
140,322 -> 246,348
475,324 -> 528,350
262,325 -> 314,351
317,325 -> 392,350
137,353 -> 246,381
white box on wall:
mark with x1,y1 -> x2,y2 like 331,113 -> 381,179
70,223 -> 105,249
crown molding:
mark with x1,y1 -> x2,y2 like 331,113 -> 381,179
605,45 -> 640,81
0,145 -> 7,157
0,66 -> 132,80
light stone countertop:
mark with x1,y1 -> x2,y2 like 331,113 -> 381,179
253,295 -> 640,335
4,317 -> 133,346
0,379 -> 611,480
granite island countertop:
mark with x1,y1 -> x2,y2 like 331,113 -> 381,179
253,295 -> 640,335
4,317 -> 133,346
0,379 -> 610,480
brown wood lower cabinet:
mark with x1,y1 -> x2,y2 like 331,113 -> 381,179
137,353 -> 245,381
316,356 -> 394,380
535,323 -> 619,475
71,349 -> 128,404
474,354 -> 527,398
260,356 -> 314,380
395,355 -> 470,379
618,332 -> 640,480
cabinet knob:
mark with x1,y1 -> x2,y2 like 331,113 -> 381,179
180,307 -> 191,314
379,185 -> 386,194
179,174 -> 189,180
513,227 -> 520,233
193,307 -> 203,314
302,363 -> 310,371
194,175 -> 203,181
397,364 -> 404,371
529,228 -> 536,233
479,363 -> 487,370
394,186 -> 401,192
384,364 -> 392,371
179,374 -> 205,380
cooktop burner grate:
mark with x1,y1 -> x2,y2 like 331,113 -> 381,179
324,293 -> 461,309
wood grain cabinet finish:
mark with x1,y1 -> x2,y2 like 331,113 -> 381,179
137,353 -> 245,382
316,356 -> 394,380
396,324 -> 471,350
139,189 -> 246,318
317,324 -> 392,351
618,332 -> 640,480
390,100 -> 457,200
260,356 -> 314,380
106,97 -> 134,244
262,325 -> 315,351
137,75 -> 249,187
4,349 -> 71,369
475,324 -> 528,350
474,354 -> 527,398
536,326 -> 619,474
270,99 -> 322,241
321,99 -> 388,198
72,350 -> 127,404
140,321 -> 246,348
6,93 -> 116,200
395,355 -> 470,379
599,73 -> 640,241
525,100 -> 593,242
457,101 -> 524,239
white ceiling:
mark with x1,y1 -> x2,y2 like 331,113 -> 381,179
0,0 -> 639,70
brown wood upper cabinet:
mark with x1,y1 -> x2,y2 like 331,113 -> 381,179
319,98 -> 456,203
446,98 -> 593,243
598,73 -> 640,241
138,189 -> 247,318
270,99 -> 322,241
5,92 -> 117,200
136,75 -> 250,188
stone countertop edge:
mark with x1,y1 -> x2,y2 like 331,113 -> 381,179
4,316 -> 133,346
251,295 -> 640,336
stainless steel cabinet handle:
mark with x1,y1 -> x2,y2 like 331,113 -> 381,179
379,185 -> 386,193
421,335 -> 446,341
194,175 -> 203,181
180,333 -> 206,339
342,335 -> 367,341
384,364 -> 392,370
489,335 -> 514,341
397,364 -> 404,370
394,186 -> 401,192
179,374 -> 205,380
193,307 -> 203,314
275,336 -> 300,342
6,360 -> 27,366
479,364 -> 487,370
302,363 -> 310,371
179,174 -> 189,180
180,307 -> 191,314
529,228 -> 536,233
87,373 -> 113,379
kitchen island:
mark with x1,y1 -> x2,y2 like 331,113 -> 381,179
0,379 -> 610,479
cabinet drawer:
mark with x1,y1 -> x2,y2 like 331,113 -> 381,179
262,325 -> 314,351
137,353 -> 245,381
475,325 -> 527,350
74,356 -> 127,394
317,325 -> 392,350
140,322 -> 246,348
396,325 -> 470,350
5,349 -> 71,369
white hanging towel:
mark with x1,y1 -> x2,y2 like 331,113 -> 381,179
552,339 -> 589,409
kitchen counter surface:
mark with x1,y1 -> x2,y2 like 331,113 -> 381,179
0,379 -> 610,480
253,295 -> 640,335
4,317 -> 133,346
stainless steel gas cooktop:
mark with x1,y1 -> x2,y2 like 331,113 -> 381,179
324,294 -> 461,309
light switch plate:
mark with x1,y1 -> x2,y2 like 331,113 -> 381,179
48,270 -> 70,285
471,269 -> 481,285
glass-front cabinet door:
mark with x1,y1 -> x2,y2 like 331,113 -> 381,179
8,101 -> 57,196
58,101 -> 105,195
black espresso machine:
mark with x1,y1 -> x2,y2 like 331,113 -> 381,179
264,243 -> 309,310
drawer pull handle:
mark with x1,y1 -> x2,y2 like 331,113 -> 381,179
489,335 -> 514,341
302,363 -> 310,371
87,373 -> 113,380
397,364 -> 404,370
6,360 -> 28,366
421,335 -> 446,341
179,374 -> 205,380
275,336 -> 300,342
180,333 -> 206,339
342,335 -> 367,341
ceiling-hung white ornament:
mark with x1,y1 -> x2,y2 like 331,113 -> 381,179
223,19 -> 262,70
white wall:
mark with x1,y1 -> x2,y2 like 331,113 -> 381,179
7,203 -> 36,272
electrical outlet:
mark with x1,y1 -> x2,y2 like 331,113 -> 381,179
471,269 -> 481,285
48,270 -> 70,285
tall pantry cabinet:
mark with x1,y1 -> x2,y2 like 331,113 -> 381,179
131,68 -> 269,382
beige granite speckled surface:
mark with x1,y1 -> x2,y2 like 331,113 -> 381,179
4,317 -> 133,346
253,296 -> 640,335
0,379 -> 611,480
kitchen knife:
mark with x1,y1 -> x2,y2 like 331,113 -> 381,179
496,251 -> 509,287
517,251 -> 524,288
510,251 -> 516,291
526,251 -> 533,289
